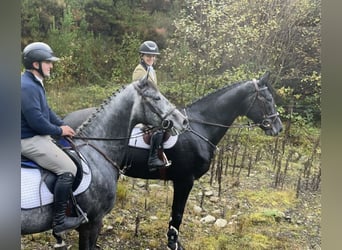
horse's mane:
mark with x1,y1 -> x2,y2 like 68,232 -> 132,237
188,80 -> 247,108
76,84 -> 128,133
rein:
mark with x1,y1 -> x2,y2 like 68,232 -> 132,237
66,137 -> 124,175
183,109 -> 260,129
72,130 -> 147,141
185,79 -> 278,130
247,79 -> 280,128
187,128 -> 218,150
182,79 -> 279,149
64,82 -> 180,175
133,83 -> 177,121
73,82 -> 176,141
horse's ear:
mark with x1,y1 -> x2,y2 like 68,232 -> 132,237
260,71 -> 270,82
137,77 -> 158,92
259,71 -> 270,85
143,78 -> 158,90
137,76 -> 148,89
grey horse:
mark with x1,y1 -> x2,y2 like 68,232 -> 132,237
21,79 -> 189,249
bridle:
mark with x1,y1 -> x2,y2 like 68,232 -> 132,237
133,83 -> 177,130
185,80 -> 278,130
68,81 -> 180,175
72,82 -> 178,142
185,79 -> 280,149
245,79 -> 279,130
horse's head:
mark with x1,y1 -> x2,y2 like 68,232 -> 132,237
133,78 -> 189,135
245,72 -> 283,136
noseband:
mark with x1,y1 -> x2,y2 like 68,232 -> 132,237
247,79 -> 279,129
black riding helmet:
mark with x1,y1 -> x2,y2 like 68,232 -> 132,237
22,42 -> 59,70
139,41 -> 160,55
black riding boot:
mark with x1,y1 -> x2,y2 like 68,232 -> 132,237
148,130 -> 165,171
52,172 -> 85,235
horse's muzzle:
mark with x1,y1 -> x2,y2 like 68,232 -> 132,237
263,117 -> 283,136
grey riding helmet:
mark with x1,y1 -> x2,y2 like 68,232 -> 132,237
139,41 -> 160,55
22,42 -> 60,69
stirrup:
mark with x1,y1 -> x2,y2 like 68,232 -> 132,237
70,193 -> 89,223
162,152 -> 172,167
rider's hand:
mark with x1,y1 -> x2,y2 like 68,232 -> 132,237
60,125 -> 76,137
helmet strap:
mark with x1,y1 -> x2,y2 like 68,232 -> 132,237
32,62 -> 45,79
37,62 -> 46,78
140,59 -> 148,71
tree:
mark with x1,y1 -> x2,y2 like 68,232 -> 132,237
21,0 -> 65,47
160,0 -> 321,124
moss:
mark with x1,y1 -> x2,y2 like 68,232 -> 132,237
244,233 -> 272,249
237,189 -> 297,210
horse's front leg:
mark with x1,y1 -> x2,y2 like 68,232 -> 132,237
167,178 -> 194,250
78,219 -> 102,250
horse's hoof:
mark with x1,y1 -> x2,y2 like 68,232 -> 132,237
167,226 -> 184,250
167,241 -> 184,250
53,240 -> 67,250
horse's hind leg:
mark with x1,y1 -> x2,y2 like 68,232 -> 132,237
78,220 -> 103,250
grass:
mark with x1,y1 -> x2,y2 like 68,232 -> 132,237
21,147 -> 320,249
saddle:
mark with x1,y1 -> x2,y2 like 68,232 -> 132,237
128,126 -> 178,149
142,129 -> 171,145
21,138 -> 84,193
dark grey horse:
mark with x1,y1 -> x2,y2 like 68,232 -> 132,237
63,72 -> 283,249
21,79 -> 188,250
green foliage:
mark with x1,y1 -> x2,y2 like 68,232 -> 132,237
237,189 -> 297,209
110,33 -> 142,84
160,0 -> 321,123
21,0 -> 66,45
46,83 -> 117,117
21,0 -> 320,124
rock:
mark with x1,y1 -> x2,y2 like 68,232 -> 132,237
149,216 -> 158,220
214,219 -> 228,228
204,190 -> 214,197
231,214 -> 238,219
209,196 -> 219,203
136,181 -> 146,188
212,209 -> 221,215
149,184 -> 162,189
193,205 -> 203,214
200,215 -> 216,224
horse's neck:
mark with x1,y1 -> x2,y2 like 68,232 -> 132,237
188,82 -> 252,145
75,87 -> 135,159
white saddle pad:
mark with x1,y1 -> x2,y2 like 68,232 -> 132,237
128,127 -> 178,149
21,160 -> 92,209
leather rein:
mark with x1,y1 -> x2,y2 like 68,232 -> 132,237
66,82 -> 178,175
184,79 -> 279,149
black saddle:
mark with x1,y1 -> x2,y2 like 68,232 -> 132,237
21,140 -> 84,193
